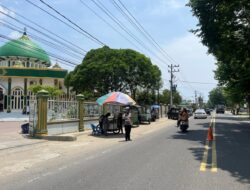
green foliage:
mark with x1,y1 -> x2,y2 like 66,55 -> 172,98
159,89 -> 170,105
67,46 -> 162,100
28,84 -> 43,94
64,71 -> 72,88
28,85 -> 63,97
173,91 -> 182,105
137,89 -> 182,106
188,0 -> 250,107
208,86 -> 245,108
136,90 -> 155,105
208,87 -> 226,107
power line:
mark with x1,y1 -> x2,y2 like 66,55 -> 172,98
0,34 -> 78,67
23,0 -> 103,47
0,9 -> 86,58
0,4 -> 87,55
79,0 -> 143,52
0,20 -> 83,61
112,0 -> 207,93
90,0 -> 167,68
91,0 -> 150,49
110,0 -> 174,64
37,0 -> 106,46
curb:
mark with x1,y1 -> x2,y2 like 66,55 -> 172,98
32,135 -> 77,141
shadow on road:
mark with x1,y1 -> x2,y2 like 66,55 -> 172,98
88,133 -> 125,139
171,115 -> 250,185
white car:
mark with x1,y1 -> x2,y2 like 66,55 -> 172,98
194,109 -> 207,119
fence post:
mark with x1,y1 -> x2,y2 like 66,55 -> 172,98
36,90 -> 49,136
76,94 -> 85,132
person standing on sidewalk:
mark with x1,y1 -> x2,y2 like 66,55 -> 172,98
124,107 -> 132,141
117,112 -> 123,134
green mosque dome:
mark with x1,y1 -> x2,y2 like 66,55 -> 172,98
0,32 -> 51,66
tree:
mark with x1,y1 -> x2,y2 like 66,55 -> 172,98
223,87 -> 245,108
28,85 -> 63,98
135,88 -> 182,106
159,89 -> 170,105
208,87 -> 226,107
68,46 -> 162,100
173,91 -> 182,105
158,89 -> 182,105
188,0 -> 250,112
136,90 -> 155,105
64,71 -> 72,98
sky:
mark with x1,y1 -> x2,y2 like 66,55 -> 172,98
0,0 -> 218,102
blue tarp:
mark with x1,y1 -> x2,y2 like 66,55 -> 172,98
151,105 -> 160,109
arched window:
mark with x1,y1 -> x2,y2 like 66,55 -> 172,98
12,88 -> 23,96
11,87 -> 24,110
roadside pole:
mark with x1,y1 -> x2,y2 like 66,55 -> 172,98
168,64 -> 179,107
76,94 -> 85,132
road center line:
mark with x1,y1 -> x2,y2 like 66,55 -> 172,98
211,117 -> 217,172
200,141 -> 209,171
200,116 -> 214,172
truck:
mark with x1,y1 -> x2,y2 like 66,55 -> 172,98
216,105 -> 225,114
167,107 -> 181,120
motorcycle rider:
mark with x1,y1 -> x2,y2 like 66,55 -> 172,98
177,108 -> 189,127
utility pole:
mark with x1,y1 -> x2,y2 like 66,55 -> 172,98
195,90 -> 197,106
168,64 -> 179,107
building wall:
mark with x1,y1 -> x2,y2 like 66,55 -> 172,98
11,77 -> 25,91
0,76 -> 68,112
0,77 -> 7,93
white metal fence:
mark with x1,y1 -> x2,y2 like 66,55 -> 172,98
47,100 -> 78,121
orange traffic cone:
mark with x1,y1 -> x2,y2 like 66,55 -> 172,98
207,126 -> 213,141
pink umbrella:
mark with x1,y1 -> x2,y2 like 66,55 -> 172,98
96,92 -> 136,106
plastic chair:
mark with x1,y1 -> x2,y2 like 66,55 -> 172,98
91,124 -> 101,135
21,123 -> 29,134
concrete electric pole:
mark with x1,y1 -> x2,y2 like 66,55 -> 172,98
168,64 -> 179,107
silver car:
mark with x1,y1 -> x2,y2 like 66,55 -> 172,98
194,109 -> 207,119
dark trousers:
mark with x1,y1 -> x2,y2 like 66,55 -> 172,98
125,125 -> 131,141
177,119 -> 181,126
117,120 -> 123,134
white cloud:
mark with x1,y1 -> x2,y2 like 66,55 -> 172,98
8,31 -> 21,39
0,5 -> 7,19
0,5 -> 15,20
148,0 -> 186,16
165,0 -> 185,9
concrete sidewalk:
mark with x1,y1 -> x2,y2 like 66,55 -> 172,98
0,117 -> 176,177
0,121 -> 47,151
0,112 -> 29,122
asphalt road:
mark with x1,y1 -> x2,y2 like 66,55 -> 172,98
1,112 -> 250,190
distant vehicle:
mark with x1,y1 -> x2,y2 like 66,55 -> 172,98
216,105 -> 225,114
239,108 -> 247,113
187,109 -> 193,117
205,108 -> 211,115
151,105 -> 160,121
137,106 -> 151,124
138,111 -> 151,124
194,109 -> 207,119
167,107 -> 181,120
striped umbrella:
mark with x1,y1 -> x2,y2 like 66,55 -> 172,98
96,92 -> 136,106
